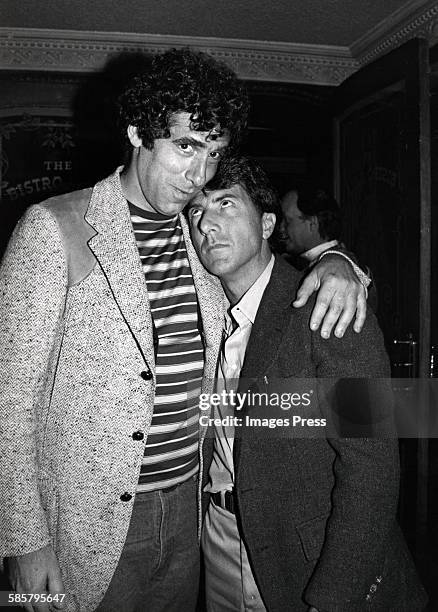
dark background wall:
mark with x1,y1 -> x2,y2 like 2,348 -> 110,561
0,56 -> 333,255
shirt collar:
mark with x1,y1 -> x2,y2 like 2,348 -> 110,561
226,254 -> 275,328
301,240 -> 339,262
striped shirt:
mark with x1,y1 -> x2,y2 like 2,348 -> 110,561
129,203 -> 204,492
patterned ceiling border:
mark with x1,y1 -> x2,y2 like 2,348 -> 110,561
0,29 -> 356,85
0,1 -> 437,85
351,0 -> 438,64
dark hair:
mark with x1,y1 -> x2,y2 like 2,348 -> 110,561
204,155 -> 281,247
294,187 -> 342,241
205,155 -> 279,216
118,47 -> 249,152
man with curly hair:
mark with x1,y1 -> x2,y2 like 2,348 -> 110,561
0,48 -> 368,611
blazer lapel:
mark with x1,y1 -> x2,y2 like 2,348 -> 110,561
181,213 -> 224,360
85,169 -> 156,371
181,214 -> 224,442
235,257 -> 300,466
240,256 -> 298,380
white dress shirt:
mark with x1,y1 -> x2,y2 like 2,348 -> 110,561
205,254 -> 275,494
301,239 -> 340,263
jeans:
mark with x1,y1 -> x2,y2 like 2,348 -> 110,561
97,475 -> 199,612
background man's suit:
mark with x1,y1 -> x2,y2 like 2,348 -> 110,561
0,169 -> 224,611
202,256 -> 427,611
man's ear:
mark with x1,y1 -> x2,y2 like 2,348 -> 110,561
127,125 -> 143,148
262,213 -> 276,239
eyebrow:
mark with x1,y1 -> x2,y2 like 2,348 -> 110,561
173,136 -> 207,149
173,136 -> 229,153
210,191 -> 238,203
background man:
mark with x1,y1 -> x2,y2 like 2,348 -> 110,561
188,156 -> 427,612
1,49 -> 368,611
280,186 -> 342,266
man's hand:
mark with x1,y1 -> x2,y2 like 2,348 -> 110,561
6,544 -> 65,612
293,254 -> 367,338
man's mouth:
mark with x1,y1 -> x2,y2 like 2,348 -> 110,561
204,242 -> 228,253
173,186 -> 196,197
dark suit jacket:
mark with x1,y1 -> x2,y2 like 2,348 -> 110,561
202,256 -> 426,612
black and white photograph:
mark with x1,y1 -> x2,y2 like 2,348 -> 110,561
0,2 -> 437,611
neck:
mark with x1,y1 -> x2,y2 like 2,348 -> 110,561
221,248 -> 272,305
120,155 -> 154,213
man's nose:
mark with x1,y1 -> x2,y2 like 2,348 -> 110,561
198,209 -> 219,236
186,155 -> 208,188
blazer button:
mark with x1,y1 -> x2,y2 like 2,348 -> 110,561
132,430 -> 144,441
140,370 -> 153,380
120,492 -> 132,502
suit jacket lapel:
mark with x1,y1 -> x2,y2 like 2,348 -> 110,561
85,169 -> 156,371
235,257 -> 300,465
240,256 -> 299,380
181,213 -> 224,361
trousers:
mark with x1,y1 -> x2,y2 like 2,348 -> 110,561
97,475 -> 199,612
201,500 -> 266,611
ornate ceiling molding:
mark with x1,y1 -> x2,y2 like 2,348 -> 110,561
351,0 -> 438,65
0,28 -> 356,85
0,0 -> 437,86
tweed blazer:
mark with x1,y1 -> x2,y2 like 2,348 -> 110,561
0,169 -> 224,611
202,256 -> 426,612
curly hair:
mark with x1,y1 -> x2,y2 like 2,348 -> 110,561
118,47 -> 249,151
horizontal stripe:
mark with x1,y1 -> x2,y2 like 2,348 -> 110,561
153,385 -> 202,404
145,274 -> 193,286
157,354 -> 203,369
154,312 -> 199,326
147,285 -> 200,301
149,405 -> 200,420
136,464 -> 198,493
133,225 -> 178,232
142,259 -> 190,274
155,361 -> 203,376
136,235 -> 182,248
142,440 -> 198,464
155,376 -> 202,389
151,301 -> 198,313
144,428 -> 198,448
131,213 -> 178,224
140,454 -> 198,475
145,413 -> 199,435
140,248 -> 187,260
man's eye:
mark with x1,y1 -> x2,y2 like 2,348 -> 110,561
178,143 -> 193,153
209,150 -> 223,161
189,208 -> 201,217
220,200 -> 232,208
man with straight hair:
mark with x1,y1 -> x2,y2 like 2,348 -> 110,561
188,156 -> 427,612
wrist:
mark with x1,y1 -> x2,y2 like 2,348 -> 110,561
318,249 -> 370,297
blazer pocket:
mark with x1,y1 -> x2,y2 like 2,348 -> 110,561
296,514 -> 329,562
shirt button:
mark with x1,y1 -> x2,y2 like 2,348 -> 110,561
120,492 -> 132,502
132,430 -> 144,441
140,370 -> 153,380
